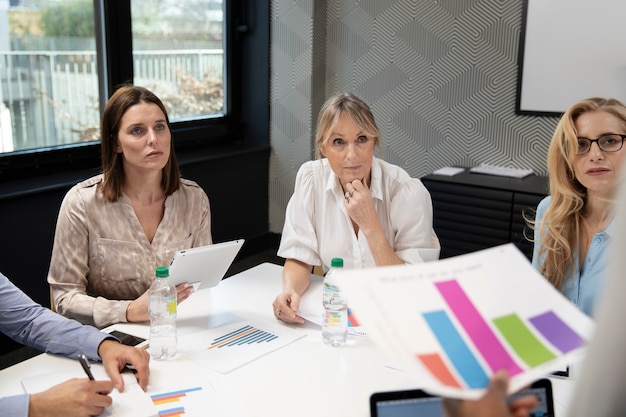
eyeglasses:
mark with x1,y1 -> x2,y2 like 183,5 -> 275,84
576,134 -> 626,156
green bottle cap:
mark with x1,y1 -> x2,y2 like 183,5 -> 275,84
155,266 -> 169,278
330,258 -> 343,268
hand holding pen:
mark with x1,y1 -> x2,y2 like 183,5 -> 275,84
27,356 -> 114,417
78,354 -> 95,381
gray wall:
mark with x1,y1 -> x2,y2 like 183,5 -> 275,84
268,0 -> 563,233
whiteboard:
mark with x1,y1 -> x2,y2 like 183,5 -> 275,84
517,0 -> 626,115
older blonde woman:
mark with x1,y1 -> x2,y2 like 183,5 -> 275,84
532,97 -> 626,317
272,92 -> 440,324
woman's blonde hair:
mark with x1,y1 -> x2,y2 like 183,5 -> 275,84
535,97 -> 626,288
314,92 -> 382,159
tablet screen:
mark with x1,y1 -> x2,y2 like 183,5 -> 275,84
371,379 -> 553,417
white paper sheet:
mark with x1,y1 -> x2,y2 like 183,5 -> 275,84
179,319 -> 306,373
21,363 -> 157,417
336,244 -> 594,399
148,376 -> 248,417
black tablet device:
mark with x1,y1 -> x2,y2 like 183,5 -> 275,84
370,378 -> 554,417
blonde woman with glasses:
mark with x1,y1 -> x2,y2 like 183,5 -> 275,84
532,97 -> 626,317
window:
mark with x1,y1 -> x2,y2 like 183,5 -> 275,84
0,0 -> 241,181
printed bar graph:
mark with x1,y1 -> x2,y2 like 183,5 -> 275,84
151,387 -> 203,405
529,311 -> 586,353
208,325 -> 278,349
435,280 -> 523,376
493,313 -> 556,367
423,310 -> 488,388
157,407 -> 185,417
417,353 -> 462,388
151,386 -> 203,416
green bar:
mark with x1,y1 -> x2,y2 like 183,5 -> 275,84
493,313 -> 556,367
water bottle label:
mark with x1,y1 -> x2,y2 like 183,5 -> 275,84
167,298 -> 177,315
326,311 -> 343,327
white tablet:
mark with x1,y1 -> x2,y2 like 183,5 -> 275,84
168,239 -> 245,291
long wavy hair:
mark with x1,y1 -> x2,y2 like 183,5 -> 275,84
100,85 -> 180,202
534,97 -> 626,288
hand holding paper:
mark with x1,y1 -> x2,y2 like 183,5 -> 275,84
335,244 -> 594,399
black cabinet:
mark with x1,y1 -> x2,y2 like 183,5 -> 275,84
421,171 -> 549,260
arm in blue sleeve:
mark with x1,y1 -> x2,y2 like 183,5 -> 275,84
0,273 -> 109,360
0,394 -> 29,417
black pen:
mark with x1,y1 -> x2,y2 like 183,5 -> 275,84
78,354 -> 95,380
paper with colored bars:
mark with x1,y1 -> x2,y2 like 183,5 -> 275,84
149,377 -> 247,417
180,319 -> 306,373
335,243 -> 594,399
296,277 -> 367,336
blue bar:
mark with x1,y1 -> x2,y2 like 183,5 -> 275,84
236,330 -> 264,344
212,325 -> 253,344
151,386 -> 203,400
423,310 -> 489,388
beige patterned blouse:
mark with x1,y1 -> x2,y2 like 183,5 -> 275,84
48,174 -> 212,328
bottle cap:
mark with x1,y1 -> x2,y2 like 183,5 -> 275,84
330,258 -> 343,268
155,266 -> 169,278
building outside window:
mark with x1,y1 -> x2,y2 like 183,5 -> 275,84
0,0 -> 224,155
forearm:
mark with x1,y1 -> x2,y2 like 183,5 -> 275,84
362,222 -> 405,267
282,259 -> 312,295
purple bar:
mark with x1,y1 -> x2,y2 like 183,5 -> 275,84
529,311 -> 586,353
435,280 -> 523,375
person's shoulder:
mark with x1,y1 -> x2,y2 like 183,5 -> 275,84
180,178 -> 202,189
66,174 -> 103,198
178,178 -> 209,198
296,159 -> 331,181
376,158 -> 419,190
299,159 -> 329,173
75,174 -> 103,189
537,195 -> 552,211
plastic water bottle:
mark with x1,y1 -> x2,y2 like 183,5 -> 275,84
322,257 -> 348,347
149,266 -> 177,360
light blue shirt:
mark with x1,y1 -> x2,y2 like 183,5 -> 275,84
0,272 -> 112,417
532,196 -> 613,317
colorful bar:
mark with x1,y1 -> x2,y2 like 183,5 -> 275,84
493,313 -> 556,367
235,329 -> 269,345
417,353 -> 462,388
435,280 -> 523,375
151,387 -> 202,403
212,325 -> 253,343
233,329 -> 264,345
158,407 -> 185,417
348,308 -> 360,327
529,311 -> 586,353
209,327 -> 257,349
423,310 -> 489,388
159,407 -> 185,417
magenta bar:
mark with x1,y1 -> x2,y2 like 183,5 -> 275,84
435,280 -> 523,375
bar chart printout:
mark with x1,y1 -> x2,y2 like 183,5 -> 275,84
151,386 -> 203,417
334,243 -> 595,398
183,320 -> 306,373
418,279 -> 586,390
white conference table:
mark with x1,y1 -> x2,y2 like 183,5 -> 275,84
0,262 -> 575,416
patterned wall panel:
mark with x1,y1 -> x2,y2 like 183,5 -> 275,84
269,0 -> 315,232
269,0 -> 561,233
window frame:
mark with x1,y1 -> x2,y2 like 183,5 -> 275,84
0,0 -> 244,183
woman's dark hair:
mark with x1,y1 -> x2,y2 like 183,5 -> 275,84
100,85 -> 180,201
